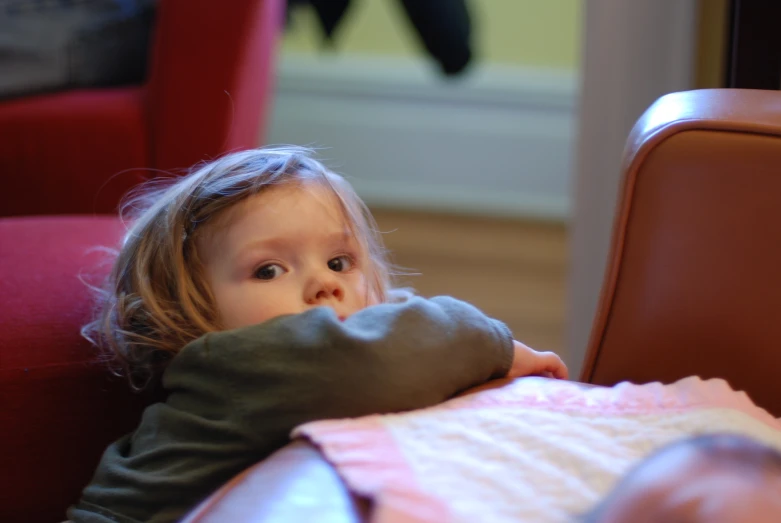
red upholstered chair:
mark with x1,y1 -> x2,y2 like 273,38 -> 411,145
0,1 -> 282,521
0,0 -> 282,217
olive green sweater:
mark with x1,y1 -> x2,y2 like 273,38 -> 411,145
68,296 -> 513,523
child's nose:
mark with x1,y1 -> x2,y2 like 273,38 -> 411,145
304,272 -> 344,305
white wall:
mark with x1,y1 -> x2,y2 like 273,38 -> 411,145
268,55 -> 577,220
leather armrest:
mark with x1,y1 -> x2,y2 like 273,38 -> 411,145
181,440 -> 369,523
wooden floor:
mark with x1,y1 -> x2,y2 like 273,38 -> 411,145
370,209 -> 570,365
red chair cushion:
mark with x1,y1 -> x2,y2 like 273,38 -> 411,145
0,89 -> 149,217
0,216 -> 156,523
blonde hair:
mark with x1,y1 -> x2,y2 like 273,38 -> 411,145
84,146 -> 396,391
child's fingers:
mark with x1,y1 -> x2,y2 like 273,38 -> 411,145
509,341 -> 569,380
539,352 -> 569,380
553,363 -> 569,380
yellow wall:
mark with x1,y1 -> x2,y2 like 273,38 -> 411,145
283,0 -> 582,70
695,0 -> 729,88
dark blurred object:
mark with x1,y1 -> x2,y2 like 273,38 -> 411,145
287,0 -> 350,41
398,0 -> 472,76
0,0 -> 282,218
0,0 -> 156,99
724,0 -> 781,89
287,0 -> 473,76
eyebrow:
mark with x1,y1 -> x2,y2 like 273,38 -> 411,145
237,230 -> 354,259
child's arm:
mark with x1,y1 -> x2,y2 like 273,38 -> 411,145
172,295 -> 516,443
166,295 -> 566,453
69,296 -> 550,523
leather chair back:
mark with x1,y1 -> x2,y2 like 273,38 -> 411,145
580,89 -> 781,417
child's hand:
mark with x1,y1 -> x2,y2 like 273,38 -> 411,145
508,340 -> 569,380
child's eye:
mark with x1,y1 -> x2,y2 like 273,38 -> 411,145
254,263 -> 286,281
327,255 -> 354,272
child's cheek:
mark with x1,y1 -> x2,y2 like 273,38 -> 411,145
362,276 -> 380,307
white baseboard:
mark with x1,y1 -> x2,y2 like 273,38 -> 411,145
267,54 -> 578,221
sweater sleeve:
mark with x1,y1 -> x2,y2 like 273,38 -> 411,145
68,296 -> 512,523
207,295 -> 513,447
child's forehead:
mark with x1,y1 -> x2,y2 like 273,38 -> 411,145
202,182 -> 358,247
244,183 -> 349,224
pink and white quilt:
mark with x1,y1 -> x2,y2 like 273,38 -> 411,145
294,377 -> 781,523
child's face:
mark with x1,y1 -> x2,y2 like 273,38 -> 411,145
596,442 -> 781,523
198,182 -> 374,330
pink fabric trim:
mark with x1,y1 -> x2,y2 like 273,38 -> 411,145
293,417 -> 452,523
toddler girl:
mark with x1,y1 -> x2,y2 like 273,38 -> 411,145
68,146 -> 568,523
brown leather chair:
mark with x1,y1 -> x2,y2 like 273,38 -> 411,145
179,88 -> 781,522
580,88 -> 781,418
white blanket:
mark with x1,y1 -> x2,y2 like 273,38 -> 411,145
294,377 -> 781,522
